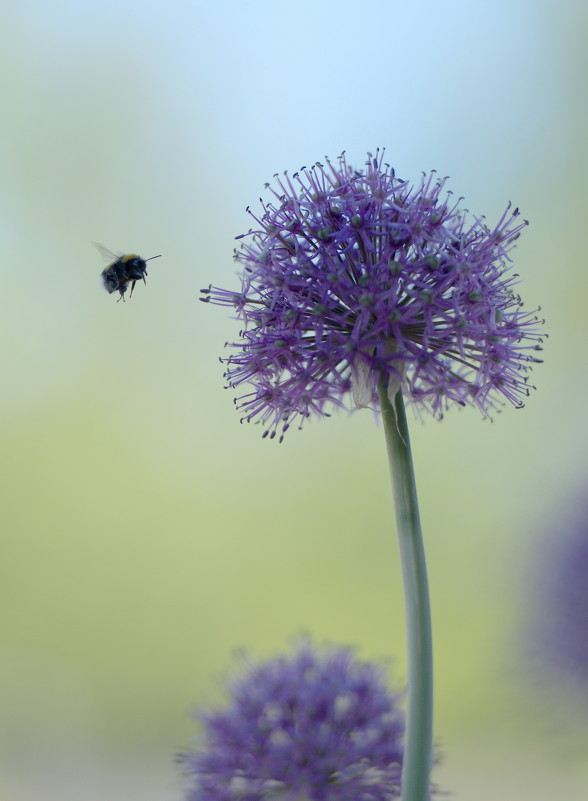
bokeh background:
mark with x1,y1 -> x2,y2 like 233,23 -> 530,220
1,0 -> 587,798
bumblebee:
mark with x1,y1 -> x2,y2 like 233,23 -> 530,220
97,245 -> 161,301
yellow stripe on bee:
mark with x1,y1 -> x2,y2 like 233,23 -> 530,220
120,253 -> 139,262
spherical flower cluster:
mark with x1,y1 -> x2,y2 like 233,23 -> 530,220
202,150 -> 543,441
180,641 -> 407,801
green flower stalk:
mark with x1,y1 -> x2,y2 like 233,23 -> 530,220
201,150 -> 543,800
378,381 -> 432,801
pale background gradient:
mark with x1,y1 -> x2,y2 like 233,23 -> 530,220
1,0 -> 587,798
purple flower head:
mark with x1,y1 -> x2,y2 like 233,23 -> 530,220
202,150 -> 544,441
180,641 -> 407,801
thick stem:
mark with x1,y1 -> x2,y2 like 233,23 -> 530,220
377,380 -> 433,801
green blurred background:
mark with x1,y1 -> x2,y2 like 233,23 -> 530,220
1,0 -> 587,798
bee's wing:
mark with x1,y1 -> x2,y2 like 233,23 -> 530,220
94,243 -> 121,263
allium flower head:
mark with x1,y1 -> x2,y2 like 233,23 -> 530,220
181,641 -> 407,801
202,150 -> 544,441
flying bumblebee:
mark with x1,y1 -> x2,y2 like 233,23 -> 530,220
97,245 -> 162,301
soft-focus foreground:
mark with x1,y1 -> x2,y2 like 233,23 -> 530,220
181,640 -> 406,801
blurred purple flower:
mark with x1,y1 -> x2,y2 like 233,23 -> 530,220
530,501 -> 588,691
201,150 -> 544,441
181,641 -> 407,801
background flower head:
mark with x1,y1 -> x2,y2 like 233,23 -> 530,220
202,150 -> 544,441
180,640 -> 407,801
526,494 -> 588,696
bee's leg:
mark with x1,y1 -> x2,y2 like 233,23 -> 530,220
117,287 -> 127,303
129,280 -> 137,298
